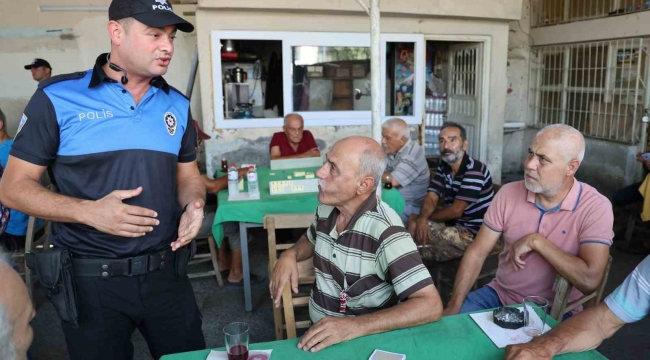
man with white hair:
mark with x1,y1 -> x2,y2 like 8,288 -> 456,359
443,124 -> 614,317
0,252 -> 35,360
270,136 -> 442,352
380,118 -> 430,223
270,113 -> 320,160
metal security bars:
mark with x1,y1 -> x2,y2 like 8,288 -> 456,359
528,38 -> 650,144
531,0 -> 650,28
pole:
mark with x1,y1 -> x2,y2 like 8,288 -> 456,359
370,0 -> 381,143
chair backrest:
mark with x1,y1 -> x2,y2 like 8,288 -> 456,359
263,213 -> 315,340
264,213 -> 314,275
550,255 -> 613,322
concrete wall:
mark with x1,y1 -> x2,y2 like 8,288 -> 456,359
0,1 -> 201,138
502,0 -> 647,195
196,5 -> 517,182
199,0 -> 523,21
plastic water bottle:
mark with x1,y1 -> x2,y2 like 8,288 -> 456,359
247,166 -> 259,197
228,164 -> 239,196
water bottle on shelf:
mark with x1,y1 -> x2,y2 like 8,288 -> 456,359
247,166 -> 259,197
228,164 -> 239,197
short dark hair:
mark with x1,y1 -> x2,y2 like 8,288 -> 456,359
441,121 -> 467,141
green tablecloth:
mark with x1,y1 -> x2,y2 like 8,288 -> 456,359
211,166 -> 406,247
161,310 -> 607,360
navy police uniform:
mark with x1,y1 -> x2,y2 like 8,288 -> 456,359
12,53 -> 205,359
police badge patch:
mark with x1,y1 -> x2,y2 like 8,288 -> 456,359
164,112 -> 177,135
16,113 -> 28,135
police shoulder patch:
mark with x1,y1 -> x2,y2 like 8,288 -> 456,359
38,71 -> 87,90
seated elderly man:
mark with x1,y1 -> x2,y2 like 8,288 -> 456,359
408,122 -> 494,262
443,124 -> 613,318
505,254 -> 650,360
270,113 -> 320,160
270,136 -> 442,352
0,252 -> 35,360
380,118 -> 430,223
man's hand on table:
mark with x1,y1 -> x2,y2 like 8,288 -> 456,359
297,317 -> 358,353
441,304 -> 461,317
504,341 -> 555,360
303,148 -> 321,158
269,250 -> 300,308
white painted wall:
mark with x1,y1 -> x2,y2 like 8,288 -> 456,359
196,7 -> 516,183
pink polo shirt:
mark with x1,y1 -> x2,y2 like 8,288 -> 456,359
484,179 -> 613,312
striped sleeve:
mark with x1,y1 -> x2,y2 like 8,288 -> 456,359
428,167 -> 446,196
454,166 -> 485,203
376,226 -> 433,301
604,255 -> 650,323
391,146 -> 424,187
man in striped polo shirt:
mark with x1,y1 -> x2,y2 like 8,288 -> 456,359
381,118 -> 430,224
408,122 -> 494,262
270,136 -> 442,353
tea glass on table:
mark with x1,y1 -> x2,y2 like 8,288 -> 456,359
224,322 -> 249,360
523,296 -> 548,337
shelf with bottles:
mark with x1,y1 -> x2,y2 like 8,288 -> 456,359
425,94 -> 448,113
423,127 -> 441,156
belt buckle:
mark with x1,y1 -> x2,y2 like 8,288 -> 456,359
130,255 -> 148,276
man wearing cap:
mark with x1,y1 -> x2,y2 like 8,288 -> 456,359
0,1 -> 204,359
24,58 -> 52,83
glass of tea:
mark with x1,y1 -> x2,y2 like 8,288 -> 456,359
224,322 -> 249,360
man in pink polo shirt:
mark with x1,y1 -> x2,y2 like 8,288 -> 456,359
443,124 -> 613,318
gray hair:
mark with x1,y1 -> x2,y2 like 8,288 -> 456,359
382,118 -> 410,139
283,113 -> 304,127
0,251 -> 15,360
359,146 -> 387,191
536,124 -> 586,163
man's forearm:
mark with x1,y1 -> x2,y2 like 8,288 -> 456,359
532,236 -> 604,293
429,206 -> 461,222
178,175 -> 206,208
353,286 -> 441,338
528,303 -> 624,356
0,178 -> 88,223
417,193 -> 438,221
286,235 -> 315,262
446,246 -> 487,311
202,175 -> 227,194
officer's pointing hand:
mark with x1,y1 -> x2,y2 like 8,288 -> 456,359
171,199 -> 204,251
85,186 -> 159,238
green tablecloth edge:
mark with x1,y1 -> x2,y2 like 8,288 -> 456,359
161,306 -> 607,360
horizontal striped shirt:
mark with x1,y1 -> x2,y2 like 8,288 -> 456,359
386,140 -> 430,208
428,152 -> 494,234
605,254 -> 650,323
307,195 -> 433,324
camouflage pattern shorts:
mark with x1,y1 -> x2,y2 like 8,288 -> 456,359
419,221 -> 475,262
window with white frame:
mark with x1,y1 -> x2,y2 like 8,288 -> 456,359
211,31 -> 425,129
528,38 -> 649,144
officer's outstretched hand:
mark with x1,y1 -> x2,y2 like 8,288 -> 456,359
86,186 -> 159,237
172,199 -> 204,251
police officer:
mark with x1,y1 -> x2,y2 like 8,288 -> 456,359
0,0 -> 206,359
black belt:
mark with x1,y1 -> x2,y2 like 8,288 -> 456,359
72,250 -> 173,277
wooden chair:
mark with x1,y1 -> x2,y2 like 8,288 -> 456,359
187,235 -> 224,287
264,213 -> 314,340
550,255 -> 613,323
